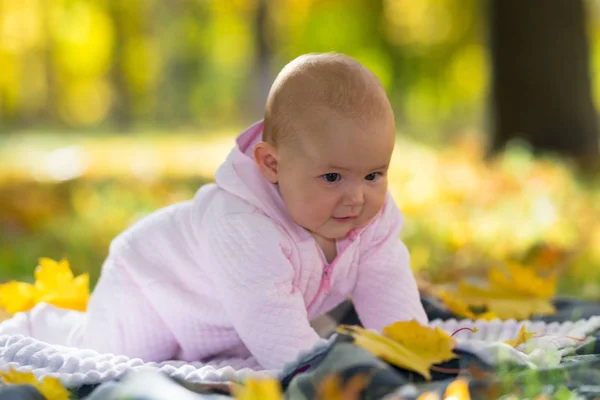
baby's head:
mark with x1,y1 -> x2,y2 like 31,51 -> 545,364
254,53 -> 395,241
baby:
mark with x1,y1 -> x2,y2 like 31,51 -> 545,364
68,52 -> 427,369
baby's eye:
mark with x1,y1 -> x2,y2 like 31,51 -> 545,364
365,172 -> 382,181
322,173 -> 341,183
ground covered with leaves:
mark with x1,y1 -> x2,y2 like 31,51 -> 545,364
2,132 -> 600,399
1,132 -> 600,296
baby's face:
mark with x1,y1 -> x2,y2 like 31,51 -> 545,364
277,108 -> 395,241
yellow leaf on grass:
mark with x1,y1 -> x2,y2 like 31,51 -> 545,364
0,258 -> 89,315
438,292 -> 476,319
489,263 -> 556,299
438,292 -> 499,321
338,320 -> 457,380
233,377 -> 283,400
0,368 -> 70,400
457,263 -> 556,319
458,282 -> 555,320
0,281 -> 36,314
504,325 -> 536,348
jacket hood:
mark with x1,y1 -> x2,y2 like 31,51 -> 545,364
214,120 -> 311,242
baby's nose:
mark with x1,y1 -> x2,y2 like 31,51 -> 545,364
344,185 -> 364,206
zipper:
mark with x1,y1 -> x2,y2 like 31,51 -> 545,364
307,230 -> 358,312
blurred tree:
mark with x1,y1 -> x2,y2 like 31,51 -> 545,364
250,0 -> 272,117
107,1 -> 132,130
489,0 -> 599,163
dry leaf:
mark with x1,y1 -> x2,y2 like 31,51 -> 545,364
488,263 -> 556,299
0,367 -> 70,400
0,282 -> 36,314
338,320 -> 457,380
438,291 -> 499,321
416,392 -> 440,400
316,374 -> 370,400
232,377 -> 283,400
456,263 -> 556,319
0,257 -> 89,315
504,325 -> 536,348
444,378 -> 471,400
438,291 -> 477,319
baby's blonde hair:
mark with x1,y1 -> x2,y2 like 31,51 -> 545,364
263,52 -> 392,146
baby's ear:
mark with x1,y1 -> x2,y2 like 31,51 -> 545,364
253,141 -> 279,184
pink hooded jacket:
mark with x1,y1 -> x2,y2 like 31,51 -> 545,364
58,121 -> 426,369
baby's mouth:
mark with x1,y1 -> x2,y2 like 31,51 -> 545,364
332,215 -> 358,222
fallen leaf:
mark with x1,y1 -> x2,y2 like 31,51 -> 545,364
444,378 -> 471,400
0,258 -> 89,315
232,377 -> 283,400
0,281 -> 36,314
338,320 -> 457,380
316,373 -> 371,400
489,263 -> 556,299
456,262 -> 556,319
504,325 -> 536,348
438,291 -> 499,321
0,367 -> 70,400
438,291 -> 476,319
417,392 -> 441,400
476,311 -> 499,321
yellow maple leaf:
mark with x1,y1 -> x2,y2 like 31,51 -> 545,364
35,258 -> 89,312
0,258 -> 89,315
489,263 -> 556,299
504,325 -> 536,348
444,378 -> 471,399
338,320 -> 457,380
316,374 -> 370,400
0,368 -> 70,400
0,281 -> 36,314
232,377 -> 283,400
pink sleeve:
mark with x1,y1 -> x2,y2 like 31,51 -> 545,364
351,197 -> 427,331
71,255 -> 179,361
206,213 -> 321,370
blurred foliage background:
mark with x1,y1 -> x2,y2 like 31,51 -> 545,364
1,0 -> 600,296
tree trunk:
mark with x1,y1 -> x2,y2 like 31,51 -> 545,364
107,2 -> 132,131
489,0 -> 599,163
250,0 -> 272,119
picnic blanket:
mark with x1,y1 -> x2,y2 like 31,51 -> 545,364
1,305 -> 600,386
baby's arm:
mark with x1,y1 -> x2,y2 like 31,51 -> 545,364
206,213 -> 321,370
68,253 -> 179,361
351,196 -> 427,331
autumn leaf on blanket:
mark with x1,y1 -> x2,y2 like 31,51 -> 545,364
0,257 -> 89,314
457,263 -> 556,319
337,320 -> 457,380
232,377 -> 283,400
0,367 -> 70,400
316,374 -> 371,400
504,325 -> 536,348
444,378 -> 471,400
